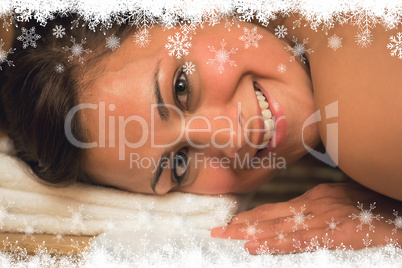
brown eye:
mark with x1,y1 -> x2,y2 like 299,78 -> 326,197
174,72 -> 189,110
172,148 -> 189,184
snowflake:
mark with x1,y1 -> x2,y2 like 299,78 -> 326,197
237,8 -> 256,22
16,9 -> 32,22
127,8 -> 157,29
207,39 -> 238,74
105,34 -> 120,51
33,9 -> 55,27
171,216 -> 186,230
133,28 -> 151,48
136,206 -> 152,226
362,233 -> 372,247
349,202 -> 383,232
285,205 -> 314,231
386,210 -> 402,234
0,39 -> 16,70
69,238 -> 81,250
320,233 -> 335,249
62,36 -> 92,64
274,25 -> 287,39
127,203 -> 159,230
384,236 -> 400,248
274,231 -> 288,242
33,241 -> 53,258
105,220 -> 117,231
381,12 -> 401,31
0,199 -> 15,228
1,16 -> 13,31
17,27 -> 41,49
328,34 -> 343,51
55,63 -> 65,73
184,194 -> 194,203
183,62 -> 195,75
387,32 -> 402,59
239,26 -> 262,49
255,11 -> 278,28
165,32 -> 192,59
224,17 -> 240,32
213,199 -> 236,223
254,241 -> 282,255
202,8 -> 223,27
240,220 -> 263,241
70,19 -> 83,30
52,25 -> 65,39
2,237 -> 11,249
277,63 -> 286,73
52,233 -> 65,244
285,36 -> 313,64
349,9 -> 379,32
180,22 -> 197,37
293,233 -> 334,252
17,220 -> 37,241
63,205 -> 90,232
325,217 -> 341,234
69,238 -> 92,253
355,29 -> 373,48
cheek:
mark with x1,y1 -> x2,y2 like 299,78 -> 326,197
182,166 -> 239,194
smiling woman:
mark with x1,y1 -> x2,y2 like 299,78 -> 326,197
1,11 -> 401,254
80,22 -> 317,195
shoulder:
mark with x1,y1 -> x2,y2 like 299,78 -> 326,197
309,23 -> 402,200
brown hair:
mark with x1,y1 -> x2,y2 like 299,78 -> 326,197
0,15 -> 136,186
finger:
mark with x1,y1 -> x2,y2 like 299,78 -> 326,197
212,213 -> 317,241
244,226 -> 390,255
230,201 -> 297,225
245,228 -> 340,255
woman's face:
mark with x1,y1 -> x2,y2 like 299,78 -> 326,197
81,22 -> 319,195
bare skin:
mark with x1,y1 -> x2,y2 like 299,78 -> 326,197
283,17 -> 402,201
1,15 -> 401,254
79,15 -> 402,253
213,15 -> 402,253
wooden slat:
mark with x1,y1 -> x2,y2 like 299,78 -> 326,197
0,233 -> 94,256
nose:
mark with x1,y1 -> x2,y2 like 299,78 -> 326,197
185,103 -> 248,158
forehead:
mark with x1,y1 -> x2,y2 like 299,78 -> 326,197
80,29 -> 171,192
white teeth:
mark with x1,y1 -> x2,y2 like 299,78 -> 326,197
255,91 -> 263,96
264,119 -> 269,130
262,109 -> 272,119
258,100 -> 268,109
263,120 -> 274,142
267,119 -> 275,131
263,131 -> 273,141
254,88 -> 275,146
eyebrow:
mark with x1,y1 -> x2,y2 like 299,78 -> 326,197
154,60 -> 170,121
151,60 -> 171,194
151,151 -> 170,194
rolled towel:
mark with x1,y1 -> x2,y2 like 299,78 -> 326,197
0,137 -> 250,236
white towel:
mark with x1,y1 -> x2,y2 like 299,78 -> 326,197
0,137 -> 250,236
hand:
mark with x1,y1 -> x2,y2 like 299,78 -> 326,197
211,182 -> 402,254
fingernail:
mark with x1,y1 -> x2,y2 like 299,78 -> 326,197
211,226 -> 226,237
245,241 -> 260,252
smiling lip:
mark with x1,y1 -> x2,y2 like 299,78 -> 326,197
253,82 -> 286,158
